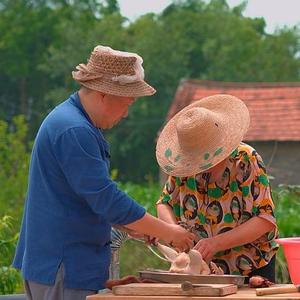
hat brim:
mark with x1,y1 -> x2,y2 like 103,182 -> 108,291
156,94 -> 250,177
75,77 -> 156,97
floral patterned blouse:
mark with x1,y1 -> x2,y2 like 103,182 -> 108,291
157,143 -> 278,276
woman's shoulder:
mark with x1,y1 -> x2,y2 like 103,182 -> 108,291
234,142 -> 267,175
237,142 -> 256,154
233,142 -> 260,161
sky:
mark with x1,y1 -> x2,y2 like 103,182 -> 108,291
118,0 -> 300,34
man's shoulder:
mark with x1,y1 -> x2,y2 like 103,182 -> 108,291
41,101 -> 93,139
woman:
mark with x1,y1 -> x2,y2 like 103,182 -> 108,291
156,94 -> 278,281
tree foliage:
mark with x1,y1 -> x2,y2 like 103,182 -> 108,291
0,216 -> 21,294
0,116 -> 31,218
0,0 -> 299,181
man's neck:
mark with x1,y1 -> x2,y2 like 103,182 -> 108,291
78,89 -> 99,127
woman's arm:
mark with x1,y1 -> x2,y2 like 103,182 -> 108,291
194,216 -> 275,260
157,203 -> 178,224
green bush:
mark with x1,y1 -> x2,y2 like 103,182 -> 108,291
0,116 -> 30,294
0,116 -> 30,219
273,185 -> 300,237
0,216 -> 21,294
273,184 -> 300,283
117,180 -> 161,216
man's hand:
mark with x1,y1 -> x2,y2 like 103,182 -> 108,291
128,233 -> 158,245
125,212 -> 195,252
167,224 -> 195,252
193,236 -> 221,260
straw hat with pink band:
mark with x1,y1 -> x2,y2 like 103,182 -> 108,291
156,94 -> 250,177
72,45 -> 156,97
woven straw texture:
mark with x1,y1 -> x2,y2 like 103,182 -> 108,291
72,49 -> 156,97
79,76 -> 156,97
156,94 -> 250,177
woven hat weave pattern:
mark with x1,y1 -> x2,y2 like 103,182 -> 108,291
72,45 -> 156,97
156,94 -> 250,177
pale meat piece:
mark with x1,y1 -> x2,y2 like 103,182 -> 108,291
156,243 -> 211,275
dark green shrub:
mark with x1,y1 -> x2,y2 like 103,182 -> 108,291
0,216 -> 21,294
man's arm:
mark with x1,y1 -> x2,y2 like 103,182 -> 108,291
125,212 -> 195,251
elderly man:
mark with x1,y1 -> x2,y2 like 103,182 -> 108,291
13,45 -> 195,300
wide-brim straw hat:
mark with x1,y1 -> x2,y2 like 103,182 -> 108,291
72,45 -> 156,97
156,94 -> 250,177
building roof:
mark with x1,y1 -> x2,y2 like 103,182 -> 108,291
167,80 -> 300,141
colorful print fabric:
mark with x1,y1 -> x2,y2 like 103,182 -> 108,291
157,143 -> 278,276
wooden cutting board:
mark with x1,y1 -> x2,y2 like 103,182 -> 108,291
112,283 -> 238,296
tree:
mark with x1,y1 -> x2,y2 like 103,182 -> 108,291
0,0 -> 299,181
0,116 -> 31,218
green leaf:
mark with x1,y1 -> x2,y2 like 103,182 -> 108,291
204,152 -> 210,160
230,148 -> 238,158
186,178 -> 196,190
208,187 -> 223,198
242,186 -> 249,196
243,153 -> 250,161
258,174 -> 269,186
173,203 -> 181,217
198,213 -> 206,224
229,181 -> 238,192
175,177 -> 182,186
162,194 -> 171,204
214,147 -> 223,156
232,270 -> 242,275
224,213 -> 234,223
232,246 -> 242,251
165,148 -> 172,158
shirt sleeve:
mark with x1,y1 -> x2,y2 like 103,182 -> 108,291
53,127 -> 146,225
239,148 -> 278,239
156,176 -> 179,208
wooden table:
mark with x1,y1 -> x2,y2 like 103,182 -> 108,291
87,285 -> 300,300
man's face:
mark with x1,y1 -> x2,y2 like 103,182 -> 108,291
100,93 -> 135,129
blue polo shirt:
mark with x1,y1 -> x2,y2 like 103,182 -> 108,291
13,92 -> 146,290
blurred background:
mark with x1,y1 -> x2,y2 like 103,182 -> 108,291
0,0 -> 299,294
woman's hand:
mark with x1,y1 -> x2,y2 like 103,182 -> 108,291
193,217 -> 276,260
193,236 -> 221,260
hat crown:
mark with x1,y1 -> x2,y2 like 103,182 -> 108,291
176,107 -> 220,151
87,51 -> 136,76
156,94 -> 250,177
72,44 -> 156,97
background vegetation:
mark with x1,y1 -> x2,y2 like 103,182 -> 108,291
1,0 -> 300,181
0,0 -> 300,294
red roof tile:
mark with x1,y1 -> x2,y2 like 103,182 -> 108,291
167,80 -> 300,141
